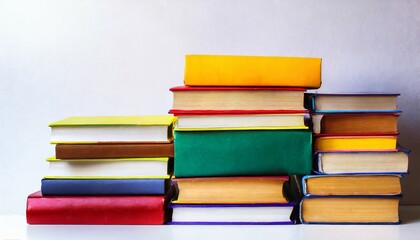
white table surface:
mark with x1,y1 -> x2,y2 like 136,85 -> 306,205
2,206 -> 420,240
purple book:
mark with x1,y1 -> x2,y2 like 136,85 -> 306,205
168,203 -> 296,225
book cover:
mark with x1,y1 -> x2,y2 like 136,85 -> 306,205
184,55 -> 322,88
169,203 -> 296,225
26,191 -> 173,224
55,143 -> 174,159
174,130 -> 312,177
41,178 -> 170,196
314,135 -> 398,151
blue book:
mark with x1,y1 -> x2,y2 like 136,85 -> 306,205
301,174 -> 402,197
41,178 -> 170,195
304,93 -> 402,113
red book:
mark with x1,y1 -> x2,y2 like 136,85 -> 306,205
26,191 -> 171,224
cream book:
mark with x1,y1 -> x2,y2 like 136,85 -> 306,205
45,157 -> 172,179
49,115 -> 175,143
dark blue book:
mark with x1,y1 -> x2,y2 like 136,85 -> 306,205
304,92 -> 402,113
41,178 -> 170,196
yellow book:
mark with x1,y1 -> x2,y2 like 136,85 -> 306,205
184,55 -> 322,88
49,115 -> 175,143
315,136 -> 397,151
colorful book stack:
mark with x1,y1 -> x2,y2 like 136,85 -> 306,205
168,55 -> 322,224
300,93 -> 410,224
26,115 -> 176,224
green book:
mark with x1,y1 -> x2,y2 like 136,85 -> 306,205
174,130 -> 312,177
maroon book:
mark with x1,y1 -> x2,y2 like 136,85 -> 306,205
26,191 -> 171,224
55,143 -> 174,159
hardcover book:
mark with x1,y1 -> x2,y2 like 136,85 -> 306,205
26,191 -> 172,224
49,115 -> 175,144
314,150 -> 409,174
184,55 -> 322,88
45,157 -> 173,179
305,93 -> 401,113
173,176 -> 289,204
55,143 -> 174,159
169,203 -> 296,225
302,175 -> 402,197
174,130 -> 312,177
172,112 -> 308,130
310,113 -> 399,135
300,197 -> 400,224
314,135 -> 398,152
170,86 -> 306,111
41,178 -> 170,196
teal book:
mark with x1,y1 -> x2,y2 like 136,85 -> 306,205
174,130 -> 312,177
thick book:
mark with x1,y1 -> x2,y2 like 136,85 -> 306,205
45,157 -> 173,179
174,130 -> 312,177
311,113 -> 399,135
26,191 -> 172,224
172,112 -> 308,130
184,55 -> 322,88
55,143 -> 174,159
172,176 -> 289,204
305,93 -> 401,113
314,135 -> 398,151
314,150 -> 409,174
300,197 -> 400,224
41,178 -> 170,196
169,203 -> 296,225
170,86 -> 306,111
49,115 -> 175,144
302,175 -> 402,197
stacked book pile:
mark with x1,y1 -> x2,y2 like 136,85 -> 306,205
26,115 -> 175,224
300,93 -> 410,224
168,55 -> 321,224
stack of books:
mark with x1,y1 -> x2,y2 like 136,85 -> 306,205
168,55 -> 322,224
300,93 -> 410,224
26,115 -> 175,224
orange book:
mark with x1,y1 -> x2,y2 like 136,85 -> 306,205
184,55 -> 322,88
314,136 -> 397,151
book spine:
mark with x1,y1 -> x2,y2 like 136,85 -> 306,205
41,179 -> 168,196
26,193 -> 166,224
55,143 -> 174,159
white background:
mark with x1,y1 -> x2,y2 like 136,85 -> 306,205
1,0 -> 419,215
